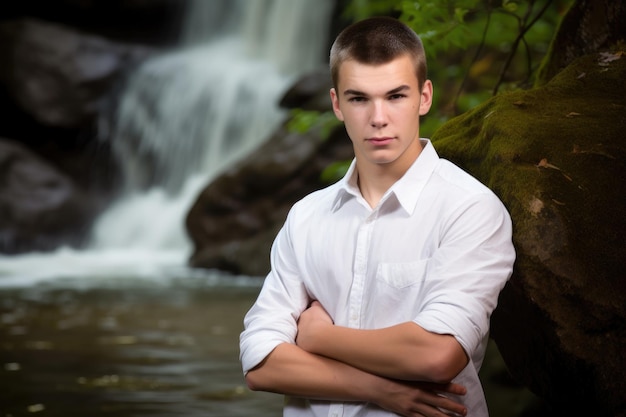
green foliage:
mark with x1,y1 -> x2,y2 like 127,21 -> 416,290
342,0 -> 399,21
399,0 -> 481,56
286,109 -> 343,140
320,160 -> 352,183
298,0 -> 575,181
286,109 -> 351,183
342,0 -> 573,120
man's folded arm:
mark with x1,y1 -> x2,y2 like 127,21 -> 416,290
296,305 -> 468,384
244,341 -> 469,417
245,342 -> 381,401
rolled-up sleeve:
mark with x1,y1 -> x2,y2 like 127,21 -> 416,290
413,192 -> 515,360
239,211 -> 310,374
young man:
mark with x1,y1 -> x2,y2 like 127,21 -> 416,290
240,16 -> 515,417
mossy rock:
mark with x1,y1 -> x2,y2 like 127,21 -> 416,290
432,51 -> 626,416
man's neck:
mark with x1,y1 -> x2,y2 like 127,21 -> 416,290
355,140 -> 424,208
355,160 -> 410,208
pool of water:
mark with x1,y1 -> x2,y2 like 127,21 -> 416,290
0,270 -> 549,417
0,274 -> 283,417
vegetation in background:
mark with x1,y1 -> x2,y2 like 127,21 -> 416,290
291,0 -> 574,182
346,0 -> 572,133
287,109 -> 342,141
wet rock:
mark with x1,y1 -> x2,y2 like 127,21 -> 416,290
0,139 -> 95,252
431,51 -> 626,416
185,122 -> 353,277
0,18 -> 153,128
279,68 -> 333,111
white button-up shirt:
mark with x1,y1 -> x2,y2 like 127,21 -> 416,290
240,140 -> 515,416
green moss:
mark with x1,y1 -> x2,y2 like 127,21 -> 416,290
432,51 -> 626,287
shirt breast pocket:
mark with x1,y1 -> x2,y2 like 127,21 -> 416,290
376,259 -> 429,289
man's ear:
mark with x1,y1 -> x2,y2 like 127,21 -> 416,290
419,80 -> 433,116
330,88 -> 344,121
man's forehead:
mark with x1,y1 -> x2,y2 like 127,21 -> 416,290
337,56 -> 418,95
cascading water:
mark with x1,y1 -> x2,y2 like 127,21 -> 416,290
0,0 -> 334,285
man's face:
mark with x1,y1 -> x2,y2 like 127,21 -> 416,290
330,54 -> 432,170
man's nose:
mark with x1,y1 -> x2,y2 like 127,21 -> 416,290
370,101 -> 388,128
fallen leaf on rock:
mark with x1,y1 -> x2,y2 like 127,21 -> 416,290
572,143 -> 616,159
537,158 -> 561,170
598,51 -> 623,66
537,158 -> 573,181
566,112 -> 581,118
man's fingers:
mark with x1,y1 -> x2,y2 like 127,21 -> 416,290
412,381 -> 466,396
412,390 -> 467,417
439,382 -> 466,396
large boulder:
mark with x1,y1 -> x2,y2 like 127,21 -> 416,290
0,18 -> 155,253
0,18 -> 152,129
279,68 -> 333,112
185,120 -> 352,277
0,139 -> 95,253
431,51 -> 626,416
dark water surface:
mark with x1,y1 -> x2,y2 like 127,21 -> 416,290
0,274 -> 547,417
0,276 -> 283,417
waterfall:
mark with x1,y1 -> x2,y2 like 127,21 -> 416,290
91,0 -> 333,250
0,0 -> 334,285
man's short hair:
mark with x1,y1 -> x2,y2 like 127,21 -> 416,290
329,16 -> 428,91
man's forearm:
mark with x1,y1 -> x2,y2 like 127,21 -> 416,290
297,305 -> 468,383
245,341 -> 469,417
245,342 -> 382,401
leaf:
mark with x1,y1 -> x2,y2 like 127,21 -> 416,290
598,51 -> 624,66
536,158 -> 560,170
502,0 -> 518,12
321,160 -> 351,183
537,159 -> 572,181
287,110 -> 342,140
565,112 -> 581,118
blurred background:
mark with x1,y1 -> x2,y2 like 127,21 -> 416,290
0,1 -> 581,416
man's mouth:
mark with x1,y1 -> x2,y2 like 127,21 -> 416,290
367,137 -> 394,146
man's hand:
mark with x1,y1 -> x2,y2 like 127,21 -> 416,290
374,379 -> 467,417
296,300 -> 332,352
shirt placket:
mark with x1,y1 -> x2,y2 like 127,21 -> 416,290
349,210 -> 377,328
328,211 -> 376,417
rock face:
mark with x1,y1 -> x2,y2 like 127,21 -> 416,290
0,15 -> 159,252
185,120 -> 352,277
0,18 -> 152,128
431,51 -> 626,416
0,140 -> 93,252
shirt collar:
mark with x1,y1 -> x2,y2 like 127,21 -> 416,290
331,158 -> 360,211
331,139 -> 439,214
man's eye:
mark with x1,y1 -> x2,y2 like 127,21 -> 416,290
348,96 -> 367,102
389,94 -> 406,100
